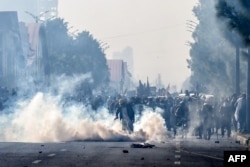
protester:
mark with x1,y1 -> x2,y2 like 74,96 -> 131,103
114,98 -> 135,133
234,93 -> 247,133
200,98 -> 214,140
219,98 -> 232,137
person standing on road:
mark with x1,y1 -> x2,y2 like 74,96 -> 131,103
230,93 -> 238,132
200,100 -> 214,140
219,98 -> 232,137
114,98 -> 135,134
234,93 -> 247,133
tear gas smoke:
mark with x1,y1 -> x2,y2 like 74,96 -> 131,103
134,107 -> 169,142
0,74 -> 170,143
50,73 -> 93,96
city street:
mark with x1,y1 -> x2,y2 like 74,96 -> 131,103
0,135 -> 248,167
1,1 -> 250,167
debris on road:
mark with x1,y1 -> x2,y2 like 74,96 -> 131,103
123,150 -> 129,153
130,143 -> 155,148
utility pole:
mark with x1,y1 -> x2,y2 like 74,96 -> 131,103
25,10 -> 49,23
247,48 -> 250,132
235,45 -> 240,95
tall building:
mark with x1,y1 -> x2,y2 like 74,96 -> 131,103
107,59 -> 132,93
0,12 -> 23,88
0,11 -> 49,90
112,46 -> 134,74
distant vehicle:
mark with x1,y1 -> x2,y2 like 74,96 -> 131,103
178,93 -> 195,98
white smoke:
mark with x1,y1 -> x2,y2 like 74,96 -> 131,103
133,107 -> 169,142
50,73 -> 93,96
0,74 -> 170,143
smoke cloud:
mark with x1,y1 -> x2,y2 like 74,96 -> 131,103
0,74 -> 169,143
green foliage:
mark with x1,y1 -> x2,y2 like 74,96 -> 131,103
216,0 -> 250,46
73,31 -> 110,86
44,18 -> 110,88
188,0 -> 243,96
215,0 -> 250,92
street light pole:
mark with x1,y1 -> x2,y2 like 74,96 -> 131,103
236,45 -> 240,95
246,48 -> 250,132
25,10 -> 49,23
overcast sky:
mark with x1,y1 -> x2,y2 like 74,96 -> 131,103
58,0 -> 198,89
0,0 -> 198,89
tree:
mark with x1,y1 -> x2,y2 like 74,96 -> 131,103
44,18 -> 110,89
216,0 -> 250,131
188,0 -> 238,96
45,18 -> 71,75
73,31 -> 110,88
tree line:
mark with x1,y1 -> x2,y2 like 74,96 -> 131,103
44,18 -> 110,90
188,0 -> 250,130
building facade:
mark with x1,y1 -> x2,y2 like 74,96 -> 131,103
107,59 -> 133,94
0,11 -> 49,90
0,11 -> 24,88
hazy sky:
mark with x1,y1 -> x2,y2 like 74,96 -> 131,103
58,0 -> 198,89
0,0 -> 198,89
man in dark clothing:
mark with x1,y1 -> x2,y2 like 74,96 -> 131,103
164,92 -> 174,131
200,102 -> 214,140
175,100 -> 189,125
174,100 -> 189,137
220,98 -> 232,137
115,98 -> 135,133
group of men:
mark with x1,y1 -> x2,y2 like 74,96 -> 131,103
108,90 -> 247,139
0,85 -> 247,139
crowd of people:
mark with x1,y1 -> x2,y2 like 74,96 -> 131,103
103,90 -> 247,139
0,85 -> 248,139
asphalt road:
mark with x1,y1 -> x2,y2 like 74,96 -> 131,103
0,135 -> 248,167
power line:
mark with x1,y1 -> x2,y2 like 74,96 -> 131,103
101,23 -> 184,40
